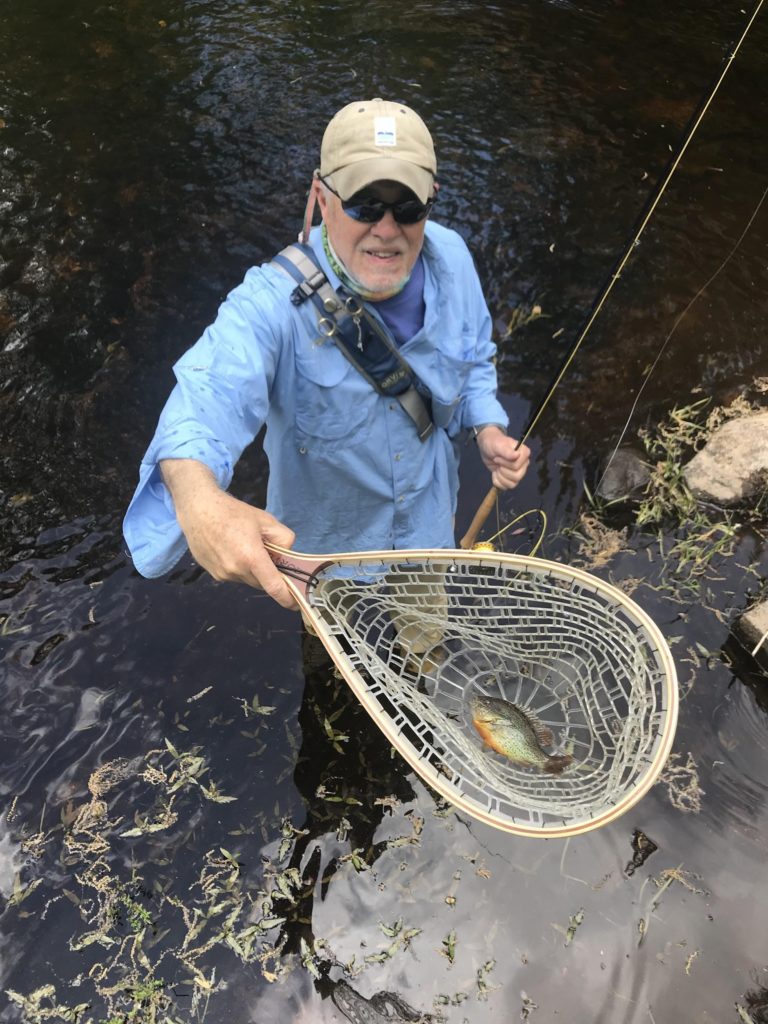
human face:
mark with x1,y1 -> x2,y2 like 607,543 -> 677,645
314,178 -> 431,298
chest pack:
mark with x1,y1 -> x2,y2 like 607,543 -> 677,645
271,243 -> 434,442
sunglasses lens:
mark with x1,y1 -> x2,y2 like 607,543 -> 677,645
393,201 -> 431,224
343,202 -> 386,223
342,198 -> 432,224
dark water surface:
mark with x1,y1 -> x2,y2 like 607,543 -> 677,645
1,2 -> 768,1021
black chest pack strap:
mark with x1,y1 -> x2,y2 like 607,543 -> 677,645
271,243 -> 434,442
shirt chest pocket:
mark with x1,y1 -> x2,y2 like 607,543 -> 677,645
294,341 -> 374,445
414,334 -> 477,430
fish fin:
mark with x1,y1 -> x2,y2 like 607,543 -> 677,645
473,720 -> 500,754
523,709 -> 554,748
534,724 -> 555,747
543,754 -> 573,775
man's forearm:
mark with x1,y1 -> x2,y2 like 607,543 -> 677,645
159,458 -> 220,518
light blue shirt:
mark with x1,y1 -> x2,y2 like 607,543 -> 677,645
123,221 -> 508,577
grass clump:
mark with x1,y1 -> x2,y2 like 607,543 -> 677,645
635,398 -> 710,528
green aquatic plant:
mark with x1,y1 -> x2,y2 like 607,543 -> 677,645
635,398 -> 711,527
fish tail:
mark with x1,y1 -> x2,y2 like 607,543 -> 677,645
543,754 -> 573,775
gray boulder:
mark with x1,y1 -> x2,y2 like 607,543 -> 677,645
596,447 -> 651,502
733,600 -> 768,669
683,411 -> 768,506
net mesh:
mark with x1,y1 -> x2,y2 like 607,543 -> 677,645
305,552 -> 676,836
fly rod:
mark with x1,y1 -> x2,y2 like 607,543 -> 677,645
460,0 -> 765,550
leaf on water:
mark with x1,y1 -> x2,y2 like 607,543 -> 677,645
365,952 -> 390,964
300,937 -> 322,980
200,782 -> 237,803
379,918 -> 402,938
258,916 -> 286,931
187,686 -> 213,702
70,930 -> 116,950
9,876 -> 43,907
275,874 -> 296,900
164,738 -> 180,759
565,908 -> 585,946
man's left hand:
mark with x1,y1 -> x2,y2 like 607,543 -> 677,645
475,426 -> 531,490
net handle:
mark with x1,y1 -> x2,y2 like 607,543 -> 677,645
459,486 -> 498,549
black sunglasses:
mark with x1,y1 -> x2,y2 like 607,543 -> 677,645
318,175 -> 435,225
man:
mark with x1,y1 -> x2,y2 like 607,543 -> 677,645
123,98 -> 530,609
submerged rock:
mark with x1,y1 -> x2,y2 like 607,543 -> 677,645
596,447 -> 651,502
683,412 -> 768,506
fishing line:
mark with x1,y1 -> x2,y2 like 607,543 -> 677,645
465,1 -> 764,549
517,0 -> 765,449
596,181 -> 768,495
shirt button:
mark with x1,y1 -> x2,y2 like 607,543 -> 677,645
394,453 -> 402,461
389,403 -> 396,410
398,495 -> 405,503
299,446 -> 307,455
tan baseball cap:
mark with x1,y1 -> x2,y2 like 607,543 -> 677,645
319,98 -> 437,203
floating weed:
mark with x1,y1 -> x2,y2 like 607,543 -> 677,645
6,985 -> 92,1023
440,930 -> 457,964
684,948 -> 701,975
340,848 -> 369,873
637,862 -> 706,952
3,748 -> 318,1019
300,937 -> 323,981
521,991 -> 539,1021
551,907 -> 585,946
567,512 -> 629,571
363,918 -> 421,965
433,992 -> 468,1010
657,865 -> 708,897
323,715 -> 350,754
656,751 -> 703,814
8,874 -> 45,909
277,814 -> 309,861
314,783 -> 363,807
476,959 -> 497,1001
235,694 -> 276,719
383,812 -> 424,851
5,739 -> 440,1020
502,302 -> 544,338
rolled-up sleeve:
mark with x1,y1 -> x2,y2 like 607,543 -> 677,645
123,272 -> 285,577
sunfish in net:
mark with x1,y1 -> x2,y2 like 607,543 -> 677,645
268,544 -> 678,839
470,694 -> 573,774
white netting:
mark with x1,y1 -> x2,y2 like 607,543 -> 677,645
305,552 -> 677,836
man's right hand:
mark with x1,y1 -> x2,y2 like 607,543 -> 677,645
160,459 -> 298,610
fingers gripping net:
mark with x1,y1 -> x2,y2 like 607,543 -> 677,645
305,551 -> 677,838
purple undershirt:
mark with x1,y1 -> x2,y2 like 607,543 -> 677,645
370,256 -> 425,347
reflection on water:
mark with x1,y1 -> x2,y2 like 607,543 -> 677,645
1,0 -> 768,1021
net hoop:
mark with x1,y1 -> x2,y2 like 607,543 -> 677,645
272,546 -> 678,839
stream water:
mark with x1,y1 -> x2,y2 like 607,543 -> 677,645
1,2 -> 768,1022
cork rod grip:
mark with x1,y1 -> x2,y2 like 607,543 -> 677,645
459,486 -> 498,550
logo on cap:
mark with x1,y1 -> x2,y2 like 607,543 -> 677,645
374,116 -> 396,147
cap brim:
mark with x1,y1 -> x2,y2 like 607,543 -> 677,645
330,158 -> 434,204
